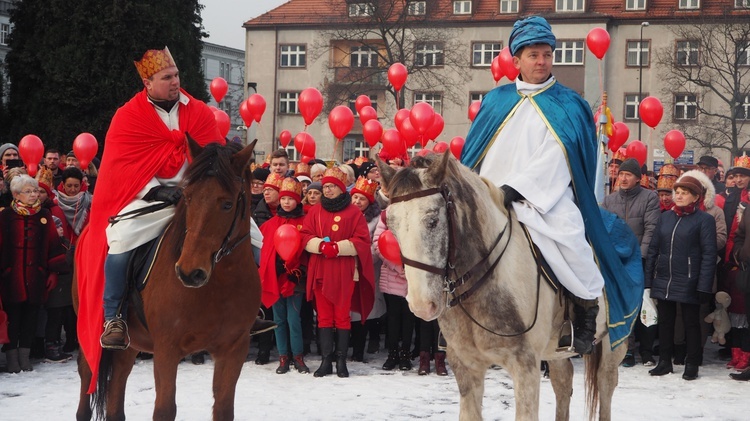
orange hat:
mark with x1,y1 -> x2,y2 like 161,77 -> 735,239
280,177 -> 302,202
656,176 -> 676,192
351,176 -> 378,203
322,167 -> 348,192
733,153 -> 750,177
134,46 -> 177,80
294,162 -> 311,177
610,148 -> 627,165
640,174 -> 655,190
263,172 -> 284,192
659,164 -> 680,178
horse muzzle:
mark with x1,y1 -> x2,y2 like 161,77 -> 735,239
175,264 -> 211,288
407,295 -> 443,322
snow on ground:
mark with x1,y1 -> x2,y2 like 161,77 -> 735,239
0,341 -> 747,420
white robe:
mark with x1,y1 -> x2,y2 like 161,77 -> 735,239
479,77 -> 603,300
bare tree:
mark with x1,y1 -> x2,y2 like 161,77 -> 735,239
310,0 -> 469,116
655,17 -> 750,158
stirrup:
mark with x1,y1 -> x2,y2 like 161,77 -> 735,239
556,320 -> 575,353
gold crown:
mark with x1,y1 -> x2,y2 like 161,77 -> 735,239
734,153 -> 750,170
134,47 -> 177,80
280,177 -> 303,198
656,176 -> 676,192
611,149 -> 627,163
294,162 -> 310,177
323,167 -> 348,186
659,164 -> 680,178
36,166 -> 54,188
640,174 -> 654,189
352,176 -> 378,200
263,172 -> 285,190
353,156 -> 369,167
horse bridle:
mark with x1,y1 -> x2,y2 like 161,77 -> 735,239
389,182 -> 543,338
209,176 -> 251,264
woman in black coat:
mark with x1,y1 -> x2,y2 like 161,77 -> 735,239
645,175 -> 717,380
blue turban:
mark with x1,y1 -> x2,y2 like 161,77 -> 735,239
509,16 -> 556,56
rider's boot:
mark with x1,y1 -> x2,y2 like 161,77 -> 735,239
100,251 -> 132,350
572,297 -> 599,355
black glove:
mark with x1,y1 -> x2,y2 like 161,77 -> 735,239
500,185 -> 524,208
143,186 -> 182,205
698,292 -> 713,304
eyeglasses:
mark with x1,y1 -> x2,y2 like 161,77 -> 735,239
322,184 -> 338,190
20,189 -> 40,195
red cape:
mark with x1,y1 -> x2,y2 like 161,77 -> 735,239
259,214 -> 307,308
75,89 -> 221,393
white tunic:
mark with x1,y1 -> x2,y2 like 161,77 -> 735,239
106,94 -> 189,254
479,77 -> 603,299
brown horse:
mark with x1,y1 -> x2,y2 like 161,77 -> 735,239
73,138 -> 261,421
379,152 -> 628,421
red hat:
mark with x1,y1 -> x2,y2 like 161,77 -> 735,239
351,176 -> 378,203
263,172 -> 284,192
38,182 -> 54,199
321,167 -> 348,192
279,177 -> 302,202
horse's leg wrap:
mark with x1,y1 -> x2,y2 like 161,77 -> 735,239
572,298 -> 599,355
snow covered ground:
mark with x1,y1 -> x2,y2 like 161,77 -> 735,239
0,341 -> 747,420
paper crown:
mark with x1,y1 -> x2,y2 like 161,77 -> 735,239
351,176 -> 378,203
36,166 -> 54,189
134,47 -> 177,80
656,176 -> 676,192
294,162 -> 310,177
263,172 -> 285,191
659,164 -> 680,178
280,177 -> 302,201
640,174 -> 655,190
610,148 -> 627,164
322,166 -> 348,191
734,153 -> 750,170
353,156 -> 369,167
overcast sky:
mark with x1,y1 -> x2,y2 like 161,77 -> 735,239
200,0 -> 289,50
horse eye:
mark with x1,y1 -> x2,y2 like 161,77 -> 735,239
427,217 -> 438,229
222,201 -> 233,211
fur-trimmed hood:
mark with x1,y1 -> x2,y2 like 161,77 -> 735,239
677,170 -> 716,209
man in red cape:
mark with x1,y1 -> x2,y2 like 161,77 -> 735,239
75,47 -> 222,393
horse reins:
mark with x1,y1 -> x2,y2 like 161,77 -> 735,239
212,177 -> 251,264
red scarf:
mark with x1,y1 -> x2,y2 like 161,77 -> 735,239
673,201 -> 699,217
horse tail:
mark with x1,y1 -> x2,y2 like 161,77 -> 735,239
92,349 -> 113,421
584,341 -> 602,420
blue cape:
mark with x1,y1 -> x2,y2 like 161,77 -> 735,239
461,81 -> 643,349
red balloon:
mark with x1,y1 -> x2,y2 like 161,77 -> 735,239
213,109 -> 230,138
664,130 -> 686,159
294,132 -> 316,157
247,94 -> 266,123
274,224 -> 302,262
358,105 -> 378,124
410,102 -> 435,135
299,88 -> 323,126
73,133 -> 98,169
498,47 -> 519,81
355,95 -> 372,114
626,140 -> 647,167
239,100 -> 253,126
300,155 -> 315,163
363,119 -> 384,148
398,118 -> 420,148
586,27 -> 610,60
490,55 -> 503,83
381,129 -> 406,157
449,136 -> 465,159
468,101 -> 481,122
424,114 -> 444,143
18,134 -> 44,177
609,122 -> 630,152
279,130 -> 292,148
210,77 -> 228,103
433,141 -> 449,154
639,96 -> 664,129
388,63 -> 408,91
378,230 -> 402,266
394,108 -> 411,132
329,105 -> 354,140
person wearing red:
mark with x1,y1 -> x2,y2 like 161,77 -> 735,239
301,167 -> 375,378
75,46 -> 222,392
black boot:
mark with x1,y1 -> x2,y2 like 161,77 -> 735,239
398,349 -> 412,371
336,329 -> 350,378
648,359 -> 673,376
350,323 -> 365,362
682,363 -> 698,380
255,329 -> 273,365
314,328 -> 334,377
382,349 -> 399,370
572,299 -> 598,355
730,367 -> 750,381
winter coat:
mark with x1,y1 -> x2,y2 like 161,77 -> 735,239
602,184 -> 660,258
253,199 -> 276,227
0,207 -> 68,304
372,210 -> 408,298
645,209 -> 717,305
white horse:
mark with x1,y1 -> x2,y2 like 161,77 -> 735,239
379,152 -> 627,421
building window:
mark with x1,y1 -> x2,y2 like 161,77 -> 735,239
343,137 -> 370,161
349,3 -> 374,17
472,42 -> 502,66
348,94 -> 378,115
350,46 -> 378,68
625,0 -> 647,10
554,40 -> 584,65
279,92 -> 300,115
280,45 -> 306,68
414,93 -> 442,114
415,43 -> 444,67
201,58 -> 206,74
470,92 -> 487,102
408,1 -> 426,15
676,41 -> 700,66
0,24 -> 9,46
500,0 -> 519,13
624,94 -> 642,120
739,41 -> 750,66
737,0 -> 750,8
219,62 -> 231,80
284,145 -> 300,161
556,0 -> 585,12
674,94 -> 698,120
679,0 -> 700,9
737,94 -> 750,120
626,41 -> 650,67
453,1 -> 472,14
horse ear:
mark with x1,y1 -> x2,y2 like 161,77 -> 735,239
186,132 -> 204,161
377,156 -> 396,191
426,150 -> 453,186
231,139 -> 258,179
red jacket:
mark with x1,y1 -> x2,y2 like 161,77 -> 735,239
259,212 -> 307,308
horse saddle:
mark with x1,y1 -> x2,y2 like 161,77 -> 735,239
123,228 -> 168,331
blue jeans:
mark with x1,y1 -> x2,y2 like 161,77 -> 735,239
103,251 -> 132,320
272,292 -> 303,356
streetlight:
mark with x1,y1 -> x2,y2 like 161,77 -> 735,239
638,22 -> 649,142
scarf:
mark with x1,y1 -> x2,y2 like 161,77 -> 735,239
322,191 -> 351,213
277,203 -> 304,219
56,190 -> 92,235
673,201 -> 699,217
11,199 -> 42,216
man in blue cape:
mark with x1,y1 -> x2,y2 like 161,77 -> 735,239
461,16 -> 642,353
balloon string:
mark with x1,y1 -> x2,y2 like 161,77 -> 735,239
396,90 -> 401,111
598,60 -> 604,98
